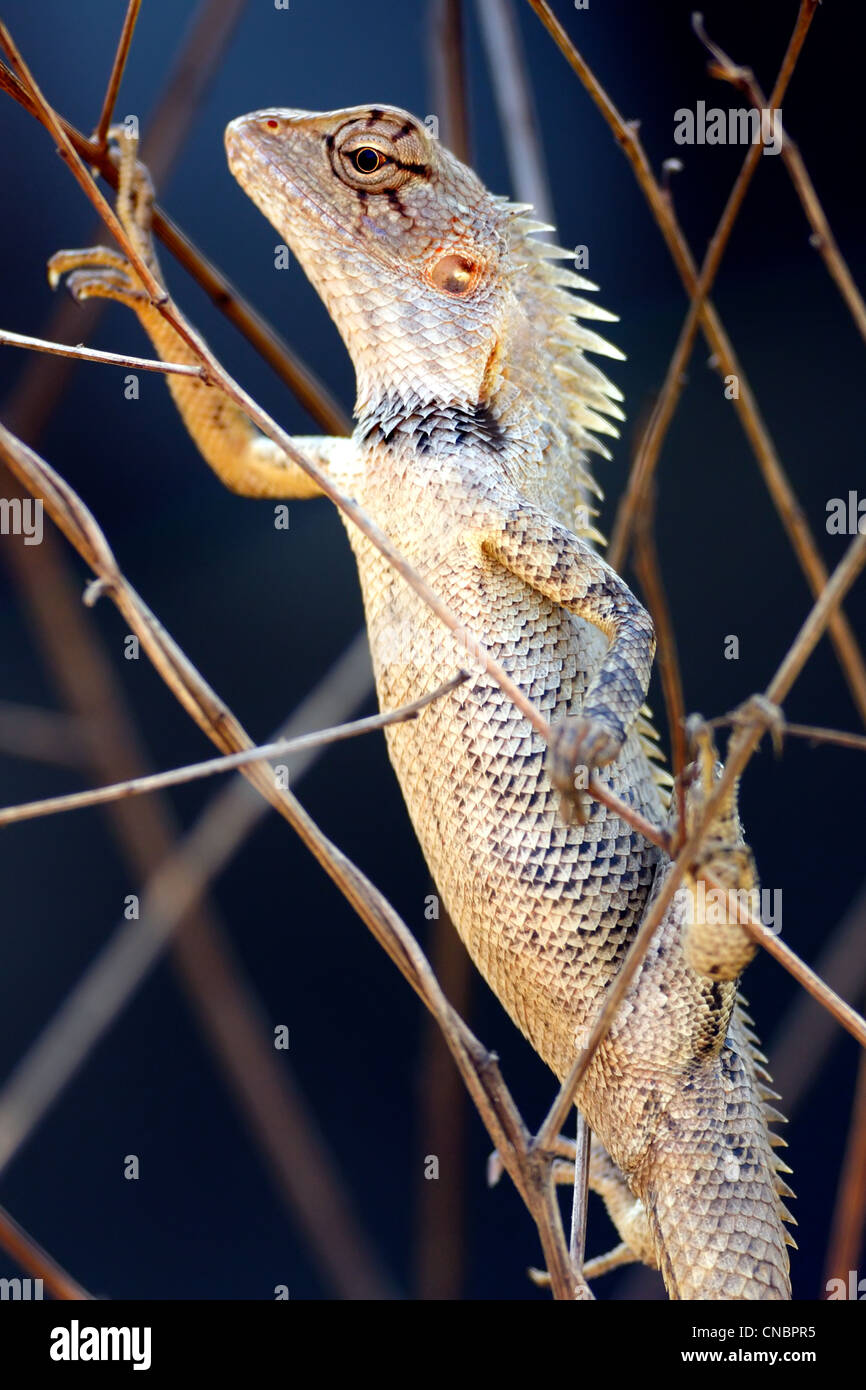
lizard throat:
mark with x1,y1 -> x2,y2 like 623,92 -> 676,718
355,390 -> 509,457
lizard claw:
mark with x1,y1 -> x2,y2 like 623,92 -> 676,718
547,715 -> 621,825
47,249 -> 147,309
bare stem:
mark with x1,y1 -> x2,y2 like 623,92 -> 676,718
92,0 -> 141,150
0,327 -> 204,378
0,674 -> 466,828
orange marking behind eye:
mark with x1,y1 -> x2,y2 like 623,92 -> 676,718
429,252 -> 479,296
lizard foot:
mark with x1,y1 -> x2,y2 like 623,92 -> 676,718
48,124 -> 162,309
547,715 -> 621,824
47,249 -> 149,309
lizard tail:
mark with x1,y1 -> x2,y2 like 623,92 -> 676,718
636,1007 -> 795,1300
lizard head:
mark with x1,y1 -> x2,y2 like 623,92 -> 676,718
225,104 -> 515,422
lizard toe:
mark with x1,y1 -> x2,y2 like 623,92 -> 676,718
62,265 -> 147,308
547,715 -> 622,823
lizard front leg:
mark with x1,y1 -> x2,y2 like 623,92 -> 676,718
49,127 -> 352,500
480,503 -> 655,817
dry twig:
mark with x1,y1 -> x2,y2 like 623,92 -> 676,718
2,3 -> 864,1300
525,0 -> 866,729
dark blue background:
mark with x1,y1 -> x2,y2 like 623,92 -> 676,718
0,0 -> 864,1300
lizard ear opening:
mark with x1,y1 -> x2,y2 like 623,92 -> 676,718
428,252 -> 480,296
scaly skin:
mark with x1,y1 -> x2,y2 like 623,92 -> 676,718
51,110 -> 794,1298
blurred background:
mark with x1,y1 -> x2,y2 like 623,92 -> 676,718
0,0 -> 864,1300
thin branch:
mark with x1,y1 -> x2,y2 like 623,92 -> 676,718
0,50 -> 349,436
702,864 -> 866,1048
765,535 -> 866,706
475,0 -> 554,224
0,23 -> 669,855
525,1 -> 866,729
772,880 -> 866,1115
609,0 -> 816,570
0,327 -> 205,378
535,526 -> 866,1151
695,14 -> 866,349
0,1205 -> 92,1300
630,467 -> 688,835
0,421 -> 581,1298
0,673 -> 466,828
137,0 -> 248,191
414,900 -> 470,1300
92,0 -> 141,151
710,714 -> 866,755
430,0 -> 470,163
569,1111 -> 591,1273
418,0 -> 473,1302
824,1051 -> 866,1288
0,702 -> 88,769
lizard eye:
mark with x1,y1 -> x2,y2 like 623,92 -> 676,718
332,121 -> 420,191
350,147 -> 385,175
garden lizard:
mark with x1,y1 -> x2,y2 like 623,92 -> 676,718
50,108 -> 794,1299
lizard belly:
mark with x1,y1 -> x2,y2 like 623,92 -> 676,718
345,526 -> 662,1077
346,530 -> 791,1297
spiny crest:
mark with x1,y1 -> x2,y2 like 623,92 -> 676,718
499,201 -> 626,539
736,997 -> 796,1245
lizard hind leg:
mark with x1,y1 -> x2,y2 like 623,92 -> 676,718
586,1137 -> 658,1276
551,1133 -> 660,1281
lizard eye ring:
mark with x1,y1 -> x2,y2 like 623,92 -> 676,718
350,147 -> 385,175
335,138 -> 403,189
332,121 -> 419,192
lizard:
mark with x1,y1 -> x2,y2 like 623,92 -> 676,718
49,109 -> 795,1299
